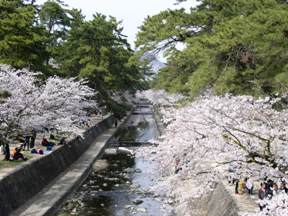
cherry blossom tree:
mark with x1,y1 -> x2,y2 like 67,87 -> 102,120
138,89 -> 288,215
0,64 -> 98,138
258,192 -> 288,216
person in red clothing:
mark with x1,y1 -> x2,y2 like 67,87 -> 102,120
41,136 -> 55,147
41,137 -> 49,146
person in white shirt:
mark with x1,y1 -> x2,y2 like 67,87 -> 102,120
245,177 -> 254,194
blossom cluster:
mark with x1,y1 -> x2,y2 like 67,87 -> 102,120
0,65 -> 97,136
140,90 -> 288,215
258,192 -> 288,216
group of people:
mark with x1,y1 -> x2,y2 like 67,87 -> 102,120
21,130 -> 37,151
0,143 -> 27,161
27,136 -> 59,155
228,172 -> 288,212
0,130 -> 37,161
229,176 -> 254,195
258,178 -> 288,211
1,132 -> 66,161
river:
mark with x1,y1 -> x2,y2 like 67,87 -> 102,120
57,105 -> 173,216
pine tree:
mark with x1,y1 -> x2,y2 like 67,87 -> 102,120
0,0 -> 48,71
136,0 -> 288,97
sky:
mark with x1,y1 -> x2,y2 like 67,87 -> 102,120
37,0 -> 197,48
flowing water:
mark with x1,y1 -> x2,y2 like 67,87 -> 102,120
57,106 -> 171,216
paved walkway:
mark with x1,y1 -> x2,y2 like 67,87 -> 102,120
222,180 -> 259,215
12,118 -> 123,216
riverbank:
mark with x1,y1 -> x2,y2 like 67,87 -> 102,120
0,114 -> 121,216
0,115 -> 107,171
13,119 -> 126,216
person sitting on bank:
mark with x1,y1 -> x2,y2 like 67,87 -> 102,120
38,149 -> 44,155
41,137 -> 54,147
58,137 -> 67,145
30,148 -> 38,154
12,147 -> 27,161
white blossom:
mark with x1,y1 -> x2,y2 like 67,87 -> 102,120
140,89 -> 288,215
0,65 -> 98,136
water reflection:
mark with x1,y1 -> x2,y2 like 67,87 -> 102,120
57,109 -> 169,216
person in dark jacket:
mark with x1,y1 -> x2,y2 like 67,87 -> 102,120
235,179 -> 239,194
23,134 -> 31,151
30,129 -> 36,149
3,143 -> 10,161
258,183 -> 266,211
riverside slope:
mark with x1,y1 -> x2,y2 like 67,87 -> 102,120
11,114 -> 131,216
0,114 -> 130,216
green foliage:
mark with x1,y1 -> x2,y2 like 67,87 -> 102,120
39,0 -> 70,36
55,14 -> 144,112
0,0 -> 144,115
136,0 -> 288,97
39,0 -> 74,68
0,0 -> 48,71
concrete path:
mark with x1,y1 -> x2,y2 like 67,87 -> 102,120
12,120 -> 123,216
222,181 -> 259,215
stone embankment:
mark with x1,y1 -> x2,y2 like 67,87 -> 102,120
0,114 -> 130,216
183,181 -> 258,216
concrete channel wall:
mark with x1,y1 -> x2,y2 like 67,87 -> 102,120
186,182 -> 240,216
206,182 -> 239,216
0,116 -> 116,216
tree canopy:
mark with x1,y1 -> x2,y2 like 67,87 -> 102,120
136,0 -> 288,97
56,13 -> 144,113
0,0 -> 145,115
0,0 -> 48,71
0,65 -> 97,137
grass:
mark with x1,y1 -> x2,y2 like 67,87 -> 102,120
0,132 -> 66,172
0,152 -> 35,171
0,159 -> 24,170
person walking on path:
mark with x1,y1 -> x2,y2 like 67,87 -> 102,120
245,177 -> 254,195
239,178 -> 246,194
235,178 -> 239,194
258,183 -> 266,211
272,183 -> 279,196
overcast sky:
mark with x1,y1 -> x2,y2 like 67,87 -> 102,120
37,0 -> 197,48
